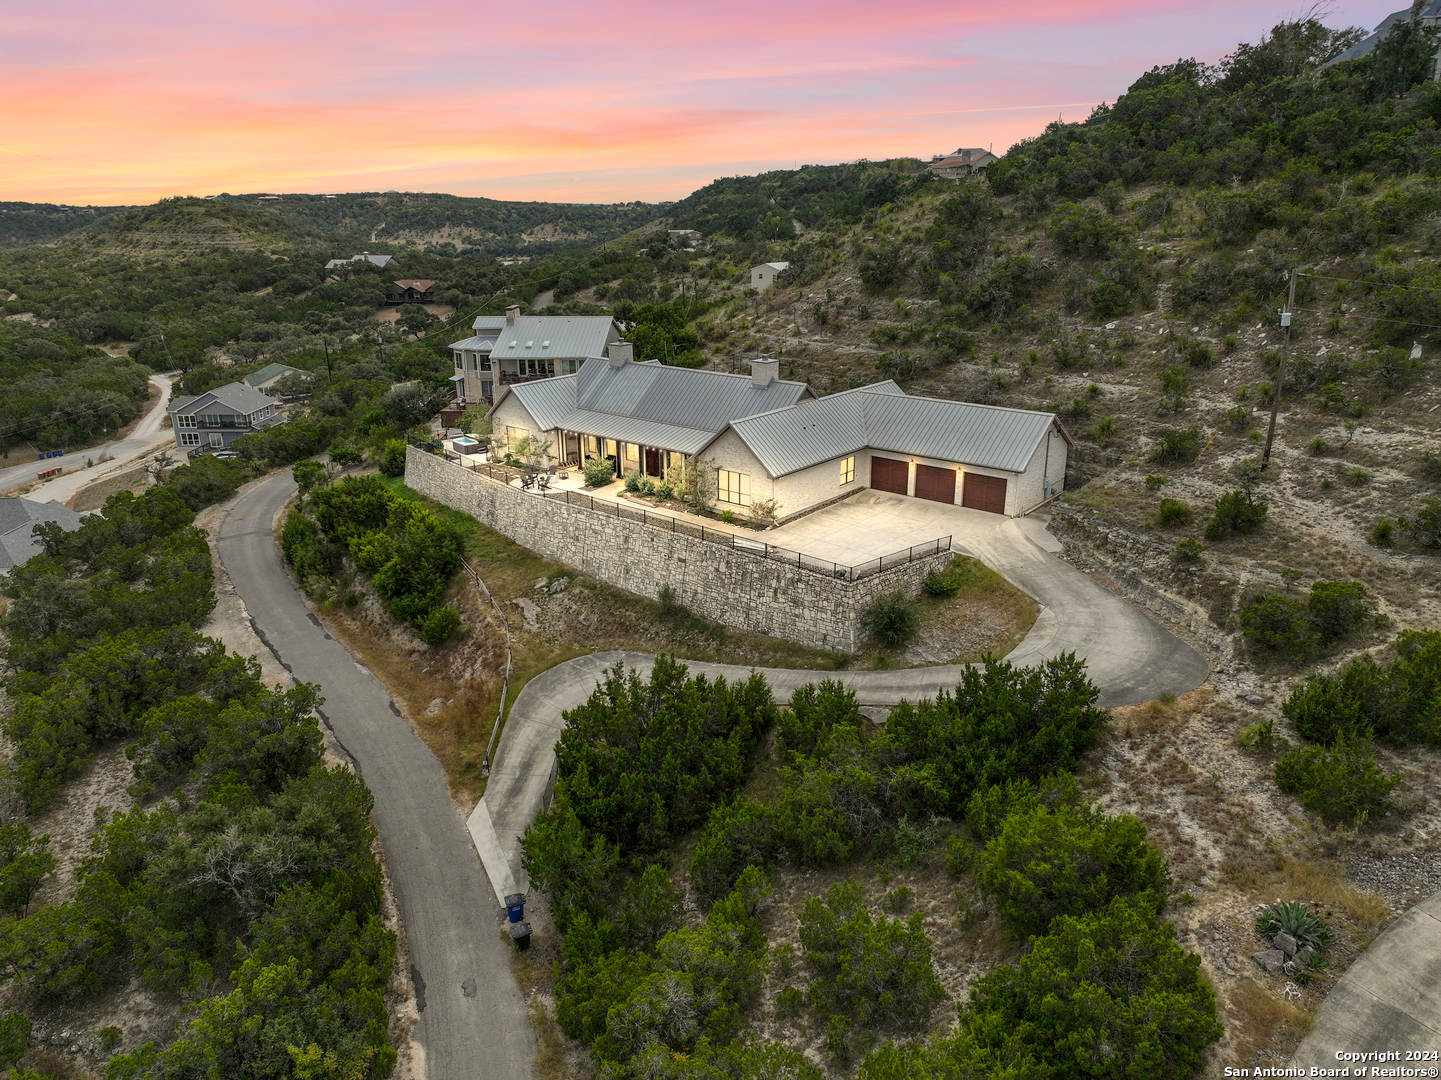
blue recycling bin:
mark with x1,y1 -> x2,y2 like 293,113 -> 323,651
504,892 -> 526,923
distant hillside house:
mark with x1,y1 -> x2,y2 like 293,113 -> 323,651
325,252 -> 399,271
386,279 -> 437,304
243,362 -> 304,394
0,497 -> 85,571
668,229 -> 702,247
491,347 -> 1072,518
448,305 -> 623,404
1325,1 -> 1441,77
750,262 -> 790,292
167,381 -> 284,453
927,148 -> 999,180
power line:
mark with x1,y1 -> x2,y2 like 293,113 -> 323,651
1291,306 -> 1441,333
1298,271 -> 1441,295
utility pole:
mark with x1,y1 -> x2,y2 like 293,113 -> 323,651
1261,268 -> 1298,470
375,328 -> 384,369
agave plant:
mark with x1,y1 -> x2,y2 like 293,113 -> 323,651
1256,900 -> 1334,950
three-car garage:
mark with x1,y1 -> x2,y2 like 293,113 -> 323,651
867,456 -> 1010,514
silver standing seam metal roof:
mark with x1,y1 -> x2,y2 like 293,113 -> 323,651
723,388 -> 1070,477
1326,3 -> 1441,65
243,362 -> 302,387
0,497 -> 86,571
495,357 -> 810,451
463,316 -> 621,361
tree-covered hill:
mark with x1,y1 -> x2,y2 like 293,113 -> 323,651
0,202 -> 134,250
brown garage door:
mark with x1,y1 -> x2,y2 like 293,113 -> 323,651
915,464 -> 957,504
871,456 -> 909,495
962,473 -> 1008,514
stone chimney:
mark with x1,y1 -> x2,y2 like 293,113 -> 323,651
505,304 -> 521,325
607,341 -> 633,368
751,357 -> 779,387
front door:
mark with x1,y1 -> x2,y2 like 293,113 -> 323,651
871,456 -> 909,495
644,447 -> 661,476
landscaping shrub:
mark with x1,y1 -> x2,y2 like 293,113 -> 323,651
863,590 -> 919,649
963,772 -> 1084,842
623,469 -> 645,492
379,438 -> 407,477
1256,900 -> 1334,950
1205,489 -> 1268,540
417,603 -> 461,646
689,798 -> 781,906
780,680 -> 863,760
798,881 -> 945,1032
1149,427 -> 1201,464
1155,498 -> 1191,527
1274,730 -> 1399,825
974,799 -> 1170,938
923,568 -> 962,596
1241,593 -> 1310,655
1306,580 -> 1375,644
582,455 -> 615,487
1171,537 -> 1205,566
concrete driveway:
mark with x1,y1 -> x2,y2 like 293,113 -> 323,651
472,506 -> 1211,904
766,488 -> 986,565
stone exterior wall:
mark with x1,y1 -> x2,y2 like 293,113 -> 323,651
406,446 -> 951,653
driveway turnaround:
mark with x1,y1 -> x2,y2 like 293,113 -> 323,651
473,512 -> 1211,904
1289,892 -> 1441,1069
215,470 -> 535,1080
0,373 -> 176,500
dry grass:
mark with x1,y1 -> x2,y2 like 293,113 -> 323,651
1224,978 -> 1315,1066
1222,851 -> 1389,932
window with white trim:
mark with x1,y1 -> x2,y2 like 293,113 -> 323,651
717,469 -> 750,506
177,414 -> 196,428
180,432 -> 200,446
208,433 -> 223,447
839,456 -> 855,485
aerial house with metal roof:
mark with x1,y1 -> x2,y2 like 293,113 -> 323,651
489,345 -> 1071,519
447,306 -> 623,405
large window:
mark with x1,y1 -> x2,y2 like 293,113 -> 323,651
179,432 -> 200,446
177,414 -> 196,428
208,433 -> 223,447
562,359 -> 579,375
839,456 -> 855,485
718,469 -> 750,506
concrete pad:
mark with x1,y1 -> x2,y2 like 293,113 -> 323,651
1015,514 -> 1064,553
1291,894 -> 1441,1068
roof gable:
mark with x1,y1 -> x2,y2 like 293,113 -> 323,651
488,316 -> 620,360
168,381 -> 274,415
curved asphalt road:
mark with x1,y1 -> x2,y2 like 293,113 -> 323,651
471,512 -> 1213,905
215,469 -> 535,1080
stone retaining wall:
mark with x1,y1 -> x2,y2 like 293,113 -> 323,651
406,447 -> 953,653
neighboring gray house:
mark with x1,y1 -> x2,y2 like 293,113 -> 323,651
448,305 -> 623,404
927,148 -> 999,180
0,497 -> 85,571
243,362 -> 304,394
167,381 -> 284,453
490,347 -> 1072,518
1325,1 -> 1441,77
325,252 -> 399,271
750,262 -> 790,292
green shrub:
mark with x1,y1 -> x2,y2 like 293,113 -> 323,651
949,898 -> 1223,1079
1241,593 -> 1310,654
975,800 -> 1170,939
1369,519 -> 1395,547
623,469 -> 644,492
689,798 -> 781,906
1274,730 -> 1399,825
1180,339 -> 1214,367
863,591 -> 919,650
1149,427 -> 1201,464
1282,630 -> 1441,746
1047,202 -> 1125,257
1204,489 -> 1268,540
0,1014 -> 29,1070
1155,498 -> 1191,527
379,438 -> 407,477
0,823 -> 55,918
582,456 -> 615,487
923,569 -> 961,595
799,881 -> 945,1032
776,985 -> 805,1020
1256,900 -> 1334,950
1144,474 -> 1165,489
166,454 -> 254,511
417,604 -> 461,646
1236,719 -> 1285,752
1399,496 -> 1441,548
1306,580 -> 1374,644
963,773 -> 1083,841
1171,537 -> 1205,566
620,865 -> 683,949
780,680 -> 863,760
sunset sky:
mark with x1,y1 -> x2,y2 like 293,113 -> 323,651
1,0 -> 1398,206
